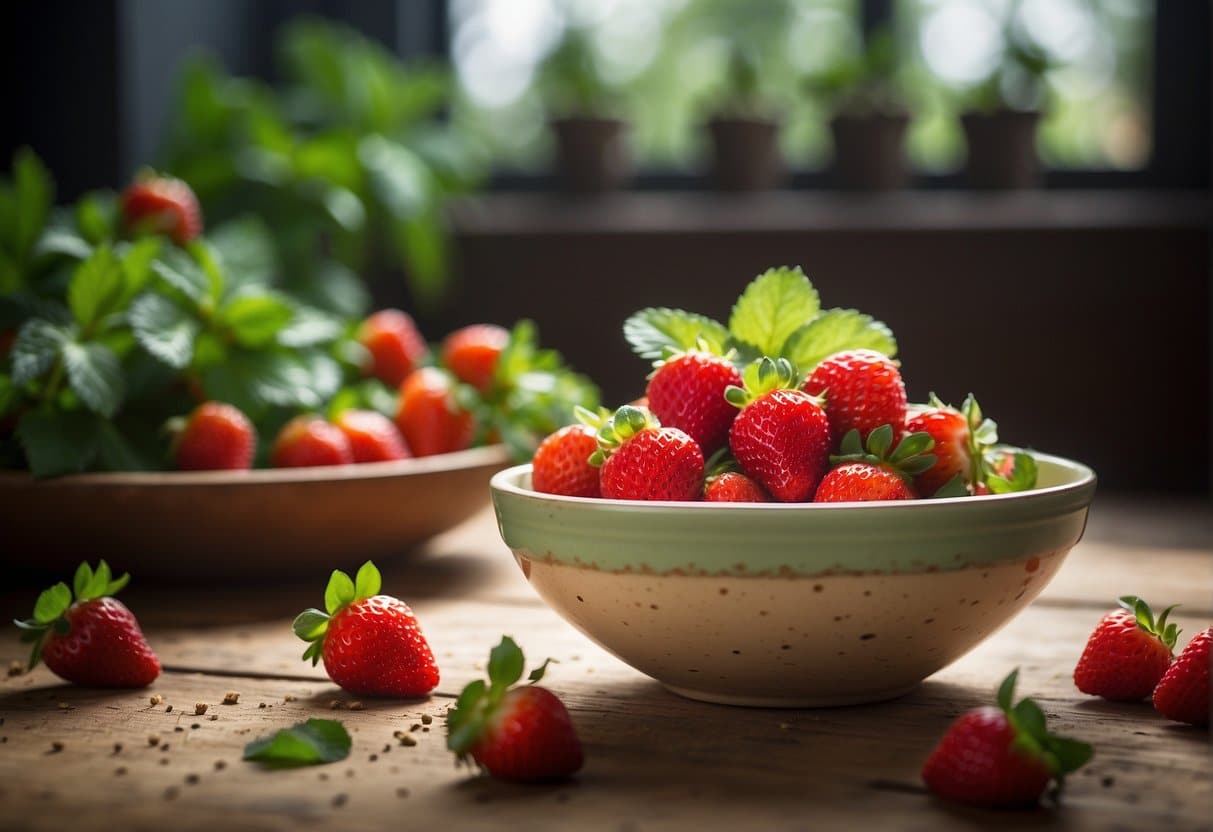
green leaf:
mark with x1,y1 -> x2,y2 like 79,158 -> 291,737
353,561 -> 381,601
63,341 -> 124,418
288,260 -> 371,319
985,451 -> 1038,494
324,570 -> 356,615
292,609 -> 330,641
1047,737 -> 1094,775
782,308 -> 897,374
128,293 -> 199,369
208,217 -> 278,290
359,135 -> 430,220
446,679 -> 487,754
200,350 -> 336,413
527,658 -> 554,684
151,247 -> 211,305
75,192 -> 117,245
220,291 -> 294,348
72,563 -> 93,598
243,719 -> 351,768
117,238 -> 162,303
33,582 -> 71,624
487,636 -> 525,691
68,246 -> 126,329
13,408 -> 103,477
396,208 -> 448,304
996,669 -> 1018,712
35,229 -> 92,261
728,267 -> 821,357
13,148 -> 54,260
95,421 -> 155,472
1012,698 -> 1049,742
931,473 -> 969,499
622,308 -> 730,360
10,319 -> 70,384
277,306 -> 344,348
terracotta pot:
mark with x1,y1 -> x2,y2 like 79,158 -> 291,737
550,116 -> 631,194
705,116 -> 783,192
961,109 -> 1041,189
829,112 -> 910,190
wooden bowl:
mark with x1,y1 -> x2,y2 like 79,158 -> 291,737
1,446 -> 511,578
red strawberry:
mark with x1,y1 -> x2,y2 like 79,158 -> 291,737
272,415 -> 355,468
172,401 -> 256,471
905,394 -> 1036,497
804,349 -> 906,448
726,357 -> 830,502
1153,628 -> 1210,726
119,174 -> 202,244
294,561 -> 438,697
441,324 -> 510,394
592,405 -> 704,501
705,471 -> 768,502
358,309 -> 428,387
333,409 -> 410,463
447,636 -> 583,782
814,425 -> 936,503
1074,596 -> 1178,701
395,367 -> 475,457
646,350 -> 742,456
15,561 -> 160,688
532,420 -> 602,498
922,670 -> 1092,808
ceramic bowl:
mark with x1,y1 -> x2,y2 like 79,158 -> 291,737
491,453 -> 1096,708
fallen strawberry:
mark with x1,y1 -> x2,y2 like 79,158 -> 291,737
441,324 -> 509,394
804,349 -> 906,449
119,173 -> 203,244
1152,628 -> 1210,726
272,415 -> 355,468
447,636 -> 583,782
358,309 -> 428,387
14,561 -> 160,688
1074,596 -> 1178,701
645,349 -> 742,457
293,561 -> 438,697
171,401 -> 256,471
333,409 -> 410,463
395,367 -> 475,457
814,425 -> 936,503
922,669 -> 1092,808
591,405 -> 704,501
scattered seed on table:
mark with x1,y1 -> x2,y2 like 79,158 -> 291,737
173,727 -> 184,733
148,735 -> 160,746
50,741 -> 64,753
283,694 -> 296,702
422,727 -> 429,733
328,700 -> 343,710
160,758 -> 170,766
369,754 -> 378,762
222,692 -> 239,705
164,787 -> 179,801
149,695 -> 163,706
7,661 -> 23,676
318,773 -> 329,781
57,702 -> 70,710
207,715 -> 218,721
165,705 -> 173,713
421,714 -> 433,725
259,703 -> 267,709
397,735 -> 416,747
115,767 -> 127,776
396,787 -> 409,799
214,760 -> 227,771
332,794 -> 348,808
185,774 -> 200,785
382,744 -> 391,753
346,769 -> 355,779
112,743 -> 123,754
410,724 -> 421,732
195,703 -> 208,715
160,743 -> 170,751
191,723 -> 200,730
347,701 -> 363,711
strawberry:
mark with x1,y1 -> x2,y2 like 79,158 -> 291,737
532,417 -> 603,498
922,669 -> 1092,808
726,357 -> 830,502
119,173 -> 203,245
1153,628 -> 1211,726
1074,596 -> 1178,701
447,636 -> 583,782
358,309 -> 428,387
591,405 -> 704,501
294,561 -> 439,697
171,401 -> 256,471
333,408 -> 410,463
441,324 -> 509,394
271,415 -> 355,468
906,394 -> 1037,497
705,471 -> 768,502
803,349 -> 906,448
395,367 -> 475,457
814,425 -> 936,503
14,561 -> 160,688
645,349 -> 743,456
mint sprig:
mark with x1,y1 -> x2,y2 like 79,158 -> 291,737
243,719 -> 351,768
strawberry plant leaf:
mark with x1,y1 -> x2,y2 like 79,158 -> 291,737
151,248 -> 211,305
243,719 -> 351,768
623,308 -> 729,360
128,293 -> 199,370
219,291 -> 294,348
278,306 -> 344,348
10,319 -> 70,384
95,420 -> 156,472
13,409 -> 103,477
67,246 -> 126,329
324,570 -> 356,615
783,308 -> 897,374
63,340 -> 124,418
187,240 -> 226,304
487,636 -> 525,692
35,229 -> 92,261
117,238 -> 161,304
729,266 -> 820,357
353,561 -> 381,601
13,148 -> 53,261
395,207 -> 448,305
75,192 -> 116,245
931,473 -> 969,499
209,216 -> 277,290
985,451 -> 1037,494
33,582 -> 71,624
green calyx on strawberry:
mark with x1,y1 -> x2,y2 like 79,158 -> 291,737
724,356 -> 805,409
14,560 -> 130,669
292,561 -> 384,665
1118,595 -> 1181,652
588,404 -> 662,467
830,424 -> 937,483
993,669 -> 1093,789
917,393 -> 1037,495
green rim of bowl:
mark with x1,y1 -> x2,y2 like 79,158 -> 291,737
490,452 -> 1097,577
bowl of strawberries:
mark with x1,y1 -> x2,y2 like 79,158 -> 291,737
491,267 -> 1097,707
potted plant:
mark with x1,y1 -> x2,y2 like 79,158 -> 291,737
807,28 -> 910,191
960,14 -> 1053,189
539,28 -> 630,195
703,47 -> 783,192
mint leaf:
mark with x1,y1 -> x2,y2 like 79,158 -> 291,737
63,341 -> 124,418
152,247 -> 211,305
14,408 -> 103,477
14,148 -> 53,260
128,293 -> 199,369
728,267 -> 820,357
220,291 -> 294,348
68,246 -> 126,329
622,307 -> 730,360
243,719 -> 351,768
783,308 -> 897,373
10,319 -> 70,384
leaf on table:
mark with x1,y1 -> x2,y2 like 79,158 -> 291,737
243,719 -> 351,768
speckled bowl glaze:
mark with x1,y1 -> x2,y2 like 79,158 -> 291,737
491,453 -> 1096,708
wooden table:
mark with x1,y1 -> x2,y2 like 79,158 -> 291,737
1,497 -> 1210,831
